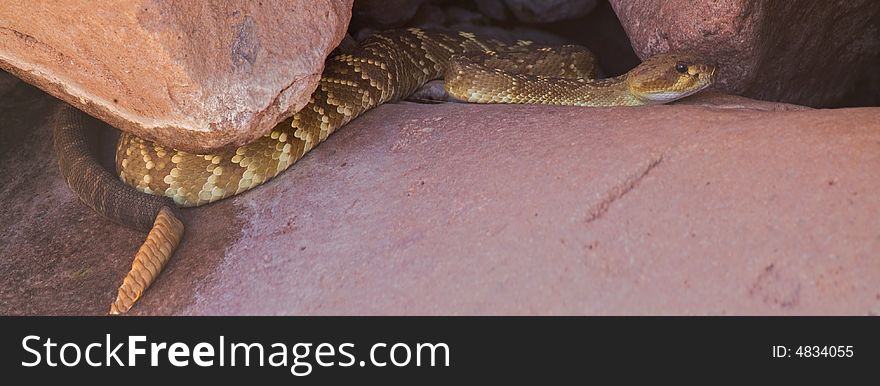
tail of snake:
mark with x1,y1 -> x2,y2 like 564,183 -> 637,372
53,105 -> 184,314
54,28 -> 716,314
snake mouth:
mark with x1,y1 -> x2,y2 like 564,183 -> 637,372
638,75 -> 714,103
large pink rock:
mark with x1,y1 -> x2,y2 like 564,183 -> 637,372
0,0 -> 352,153
2,80 -> 878,315
610,0 -> 880,107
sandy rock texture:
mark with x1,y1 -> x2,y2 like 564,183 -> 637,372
610,0 -> 880,107
2,81 -> 878,316
0,0 -> 352,153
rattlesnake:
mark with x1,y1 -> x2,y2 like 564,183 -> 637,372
53,28 -> 717,314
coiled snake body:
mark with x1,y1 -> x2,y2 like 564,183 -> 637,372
54,28 -> 717,314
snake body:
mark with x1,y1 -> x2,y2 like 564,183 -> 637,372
117,29 -> 507,207
116,28 -> 715,207
54,28 -> 716,313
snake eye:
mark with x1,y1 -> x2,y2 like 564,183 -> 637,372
675,62 -> 689,74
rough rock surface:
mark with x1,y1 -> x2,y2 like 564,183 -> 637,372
0,0 -> 352,153
476,0 -> 599,23
610,0 -> 880,107
2,82 -> 879,316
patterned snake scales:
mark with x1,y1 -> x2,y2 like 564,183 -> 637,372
53,28 -> 716,314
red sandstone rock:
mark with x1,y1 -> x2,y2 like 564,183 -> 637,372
609,0 -> 880,107
0,0 -> 352,153
2,81 -> 878,315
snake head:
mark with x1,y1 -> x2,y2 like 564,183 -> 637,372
625,53 -> 717,104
